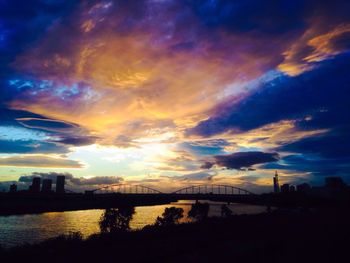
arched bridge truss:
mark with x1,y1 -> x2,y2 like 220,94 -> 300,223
91,184 -> 254,195
92,184 -> 163,194
171,184 -> 255,195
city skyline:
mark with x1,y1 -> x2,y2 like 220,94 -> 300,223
1,0 -> 350,193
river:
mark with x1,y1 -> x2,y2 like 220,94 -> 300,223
0,200 -> 267,248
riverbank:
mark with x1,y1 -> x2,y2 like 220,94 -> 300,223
1,206 -> 349,262
0,193 -> 177,216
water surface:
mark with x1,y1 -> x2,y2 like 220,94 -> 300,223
0,200 -> 267,248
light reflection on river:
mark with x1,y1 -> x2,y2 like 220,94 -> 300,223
0,200 -> 267,248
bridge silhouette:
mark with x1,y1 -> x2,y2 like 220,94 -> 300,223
92,184 -> 163,194
91,183 -> 255,195
86,183 -> 258,204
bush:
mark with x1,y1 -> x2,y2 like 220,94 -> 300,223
188,202 -> 209,221
155,207 -> 184,227
99,206 -> 135,233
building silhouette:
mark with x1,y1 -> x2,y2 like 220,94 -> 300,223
9,184 -> 17,193
30,177 -> 41,193
297,183 -> 311,192
273,171 -> 280,193
56,176 -> 65,194
290,185 -> 296,192
42,179 -> 53,193
325,177 -> 346,188
281,184 -> 290,193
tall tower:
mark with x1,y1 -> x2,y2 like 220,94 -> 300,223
56,176 -> 65,194
273,171 -> 280,193
31,177 -> 41,193
42,179 -> 53,193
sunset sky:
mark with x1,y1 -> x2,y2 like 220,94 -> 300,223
0,0 -> 349,193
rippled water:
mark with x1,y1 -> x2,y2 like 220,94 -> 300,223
0,200 -> 267,248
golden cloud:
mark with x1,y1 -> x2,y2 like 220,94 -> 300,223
278,23 -> 350,76
0,155 -> 84,168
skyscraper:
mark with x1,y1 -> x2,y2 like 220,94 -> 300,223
281,184 -> 290,193
56,175 -> 65,194
42,179 -> 53,193
31,177 -> 41,193
273,171 -> 280,193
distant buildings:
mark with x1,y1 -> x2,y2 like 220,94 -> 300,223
9,184 -> 17,193
290,185 -> 296,192
42,179 -> 53,193
281,184 -> 290,193
274,175 -> 349,201
325,177 -> 346,188
29,177 -> 41,193
16,175 -> 66,194
273,171 -> 280,193
56,176 -> 65,194
297,183 -> 311,193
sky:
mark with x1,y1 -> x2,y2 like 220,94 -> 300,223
0,0 -> 350,193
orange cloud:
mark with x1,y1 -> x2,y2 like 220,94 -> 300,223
10,2 -> 290,146
278,23 -> 350,76
0,155 -> 84,168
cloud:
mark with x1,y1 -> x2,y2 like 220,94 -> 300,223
0,108 -> 97,155
69,176 -> 123,186
187,0 -> 306,34
0,108 -> 44,125
53,136 -> 98,147
0,139 -> 69,154
176,171 -> 217,181
5,0 -> 305,146
0,155 -> 83,168
16,118 -> 79,132
1,0 -> 350,191
264,154 -> 350,180
188,53 -> 350,137
278,23 -> 350,76
203,151 -> 279,170
278,131 -> 350,159
178,139 -> 230,156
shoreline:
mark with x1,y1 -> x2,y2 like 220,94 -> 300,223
1,206 -> 349,262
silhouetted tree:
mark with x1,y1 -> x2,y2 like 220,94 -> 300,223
221,204 -> 233,217
155,207 -> 184,227
99,206 -> 135,233
188,202 -> 209,221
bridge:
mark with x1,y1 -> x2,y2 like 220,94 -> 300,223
91,183 -> 254,195
87,183 -> 258,204
171,184 -> 254,195
92,184 -> 163,194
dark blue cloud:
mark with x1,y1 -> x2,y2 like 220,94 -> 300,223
279,131 -> 350,159
203,151 -> 279,170
0,139 -> 68,154
0,0 -> 78,66
52,136 -> 97,147
0,108 -> 97,152
185,0 -> 307,34
0,108 -> 43,125
264,154 -> 350,183
17,118 -> 79,131
186,0 -> 350,36
189,54 -> 350,179
188,53 -> 350,136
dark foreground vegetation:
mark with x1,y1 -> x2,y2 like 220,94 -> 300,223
1,204 -> 350,263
